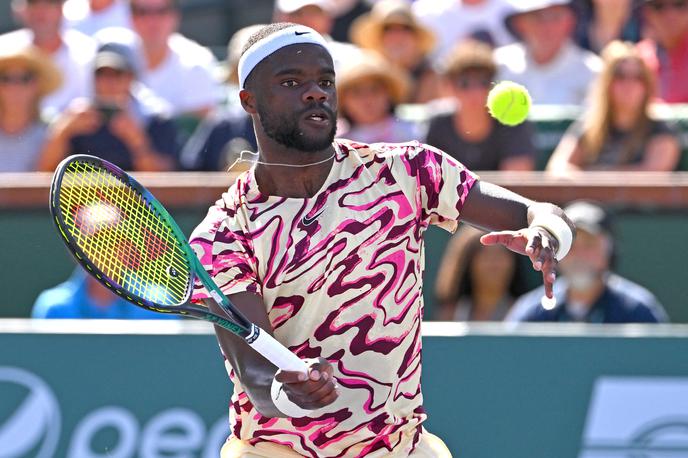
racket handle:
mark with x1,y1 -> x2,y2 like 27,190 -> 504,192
248,327 -> 308,374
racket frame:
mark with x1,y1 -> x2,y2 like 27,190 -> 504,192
50,155 -> 307,372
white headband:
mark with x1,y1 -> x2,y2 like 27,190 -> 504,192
238,25 -> 331,89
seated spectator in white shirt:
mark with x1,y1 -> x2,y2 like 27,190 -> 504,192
63,0 -> 133,36
1,0 -> 96,117
130,0 -> 220,117
494,0 -> 602,105
412,0 -> 515,61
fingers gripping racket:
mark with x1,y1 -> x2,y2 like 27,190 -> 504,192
49,155 -> 306,373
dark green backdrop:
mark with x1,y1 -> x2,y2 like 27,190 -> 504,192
1,323 -> 687,457
2,207 -> 687,321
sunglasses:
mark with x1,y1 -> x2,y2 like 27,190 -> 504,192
0,72 -> 37,85
612,70 -> 644,82
130,5 -> 175,17
453,76 -> 492,89
382,23 -> 416,33
26,0 -> 63,5
647,0 -> 688,11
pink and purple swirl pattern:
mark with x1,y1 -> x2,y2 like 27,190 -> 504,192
190,140 -> 477,457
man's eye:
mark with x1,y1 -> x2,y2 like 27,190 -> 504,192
320,80 -> 334,88
281,80 -> 298,87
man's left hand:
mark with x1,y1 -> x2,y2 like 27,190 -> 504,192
480,227 -> 559,298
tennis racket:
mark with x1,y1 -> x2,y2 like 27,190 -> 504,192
49,154 -> 306,373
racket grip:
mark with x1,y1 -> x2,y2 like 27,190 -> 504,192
248,327 -> 308,374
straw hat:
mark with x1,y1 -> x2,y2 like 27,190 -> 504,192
349,0 -> 435,56
0,45 -> 62,96
337,50 -> 410,104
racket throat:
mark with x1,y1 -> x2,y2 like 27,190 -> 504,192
245,324 -> 260,344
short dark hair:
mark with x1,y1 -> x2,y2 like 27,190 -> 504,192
240,22 -> 298,88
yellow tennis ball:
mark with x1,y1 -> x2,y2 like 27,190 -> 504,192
486,81 -> 531,126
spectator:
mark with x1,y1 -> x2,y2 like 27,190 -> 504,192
329,0 -> 372,43
63,0 -> 133,36
495,0 -> 602,105
573,0 -> 641,53
0,0 -> 95,117
425,40 -> 536,171
130,0 -> 220,116
178,25 -> 262,171
507,200 -> 669,323
350,0 -> 440,103
273,0 -> 360,72
32,267 -> 178,319
336,50 -> 420,144
435,225 -> 528,321
38,33 -> 178,171
0,46 -> 61,172
547,41 -> 680,172
412,0 -> 515,61
636,0 -> 688,103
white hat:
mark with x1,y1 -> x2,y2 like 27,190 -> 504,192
504,0 -> 574,38
275,0 -> 333,14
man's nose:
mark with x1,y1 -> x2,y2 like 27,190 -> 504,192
302,81 -> 328,103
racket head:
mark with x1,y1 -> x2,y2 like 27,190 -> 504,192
50,155 -> 195,311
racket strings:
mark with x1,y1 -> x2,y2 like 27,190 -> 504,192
58,161 -> 191,306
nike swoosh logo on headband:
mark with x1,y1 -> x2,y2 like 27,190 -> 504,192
295,31 -> 311,36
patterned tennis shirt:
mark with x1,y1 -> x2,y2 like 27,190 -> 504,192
190,139 -> 478,457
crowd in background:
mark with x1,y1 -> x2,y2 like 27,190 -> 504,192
3,0 -> 683,322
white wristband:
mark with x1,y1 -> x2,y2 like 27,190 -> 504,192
271,376 -> 311,418
530,214 -> 573,261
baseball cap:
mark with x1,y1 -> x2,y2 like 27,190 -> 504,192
275,0 -> 333,14
563,201 -> 613,236
93,27 -> 142,76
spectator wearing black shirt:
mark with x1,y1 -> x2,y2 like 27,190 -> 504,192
425,39 -> 536,171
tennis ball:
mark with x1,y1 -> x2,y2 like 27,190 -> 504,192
486,81 -> 531,126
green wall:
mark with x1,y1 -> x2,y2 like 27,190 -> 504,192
1,323 -> 687,457
1,208 -> 687,321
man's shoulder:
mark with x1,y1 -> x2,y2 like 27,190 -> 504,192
494,43 -> 527,68
0,29 -> 32,47
605,274 -> 663,309
168,33 -> 217,66
336,138 -> 438,161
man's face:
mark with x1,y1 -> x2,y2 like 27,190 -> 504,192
644,0 -> 688,47
248,44 -> 337,153
15,0 -> 64,39
512,6 -> 575,59
130,0 -> 178,49
559,229 -> 611,290
94,66 -> 134,104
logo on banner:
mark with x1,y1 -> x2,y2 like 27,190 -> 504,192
0,366 -> 61,458
579,377 -> 688,458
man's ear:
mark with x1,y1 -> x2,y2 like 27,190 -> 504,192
239,89 -> 257,114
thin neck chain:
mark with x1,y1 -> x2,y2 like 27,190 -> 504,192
229,150 -> 336,170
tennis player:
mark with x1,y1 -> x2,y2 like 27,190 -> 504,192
191,23 -> 575,458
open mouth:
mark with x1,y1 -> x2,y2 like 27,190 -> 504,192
303,110 -> 331,125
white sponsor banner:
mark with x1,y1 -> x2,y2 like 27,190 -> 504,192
579,377 -> 688,458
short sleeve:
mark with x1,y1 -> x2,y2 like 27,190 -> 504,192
190,204 -> 261,302
385,141 -> 479,233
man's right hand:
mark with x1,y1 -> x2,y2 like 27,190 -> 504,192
274,357 -> 339,410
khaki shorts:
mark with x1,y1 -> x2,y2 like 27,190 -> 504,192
220,429 -> 452,458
